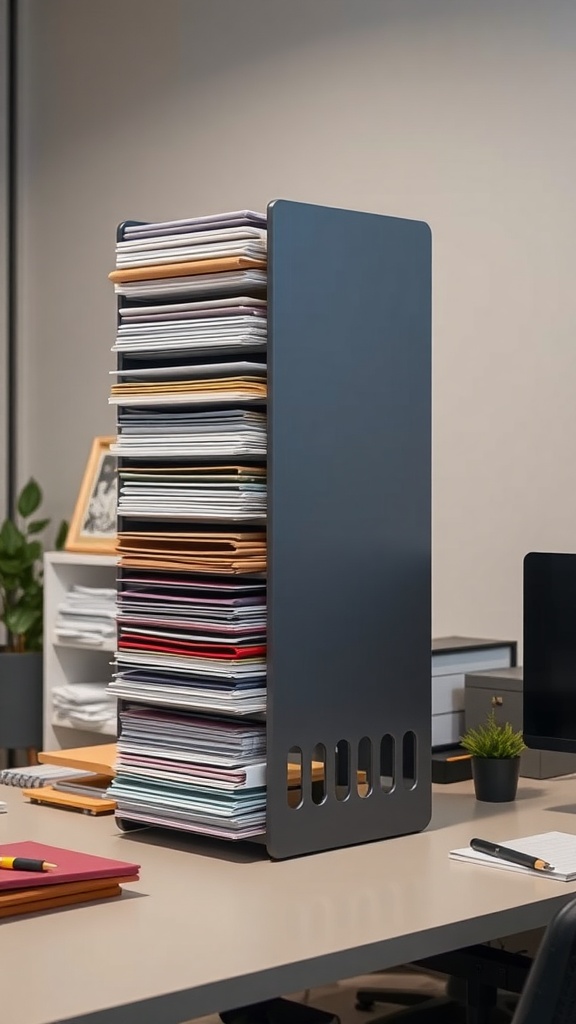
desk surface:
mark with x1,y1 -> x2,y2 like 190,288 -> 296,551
3,777 -> 576,1024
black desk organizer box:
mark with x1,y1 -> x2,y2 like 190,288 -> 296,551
114,200 -> 432,859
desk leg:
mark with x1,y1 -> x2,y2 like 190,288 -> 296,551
465,979 -> 497,1024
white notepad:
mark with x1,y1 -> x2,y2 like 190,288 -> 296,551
450,831 -> 576,881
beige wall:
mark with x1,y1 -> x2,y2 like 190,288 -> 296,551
16,0 -> 576,648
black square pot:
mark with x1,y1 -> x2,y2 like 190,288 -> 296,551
472,756 -> 521,802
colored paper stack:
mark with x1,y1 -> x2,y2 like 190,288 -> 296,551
108,211 -> 268,838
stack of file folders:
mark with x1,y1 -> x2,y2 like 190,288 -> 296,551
109,705 -> 266,839
110,573 -> 266,715
115,529 -> 266,574
109,211 -> 269,839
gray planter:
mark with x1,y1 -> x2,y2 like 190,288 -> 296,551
0,652 -> 43,749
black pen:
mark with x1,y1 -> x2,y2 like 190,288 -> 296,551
470,838 -> 554,872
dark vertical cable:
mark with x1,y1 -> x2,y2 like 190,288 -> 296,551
6,0 -> 16,516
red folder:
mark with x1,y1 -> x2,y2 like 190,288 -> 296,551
118,638 -> 266,658
0,842 -> 140,891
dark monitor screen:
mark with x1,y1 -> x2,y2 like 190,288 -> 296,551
524,552 -> 576,753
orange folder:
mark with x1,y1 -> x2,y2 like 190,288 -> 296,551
109,255 -> 266,284
0,884 -> 123,919
0,875 -> 138,911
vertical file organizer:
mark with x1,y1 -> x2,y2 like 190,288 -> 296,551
109,200 -> 432,859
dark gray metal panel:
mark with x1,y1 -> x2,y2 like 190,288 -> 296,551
266,200 -> 431,858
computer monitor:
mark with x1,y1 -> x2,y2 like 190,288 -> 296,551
523,552 -> 576,753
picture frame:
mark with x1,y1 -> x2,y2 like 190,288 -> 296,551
65,436 -> 118,554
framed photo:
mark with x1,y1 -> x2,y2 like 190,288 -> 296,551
65,437 -> 118,554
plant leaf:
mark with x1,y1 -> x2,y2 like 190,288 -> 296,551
0,557 -> 24,575
0,519 -> 24,557
55,520 -> 68,551
24,541 -> 42,564
17,479 -> 42,519
27,518 -> 50,535
6,606 -> 40,636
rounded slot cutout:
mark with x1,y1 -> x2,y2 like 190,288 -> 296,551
287,746 -> 303,808
357,736 -> 373,798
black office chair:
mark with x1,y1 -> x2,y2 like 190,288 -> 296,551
510,895 -> 576,1023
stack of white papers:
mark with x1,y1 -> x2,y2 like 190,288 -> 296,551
121,211 -> 267,239
114,297 -> 266,357
55,585 -> 117,646
113,269 -> 267,301
110,704 -> 266,839
116,226 -> 267,268
112,408 -> 267,458
117,465 -> 266,520
52,683 -> 117,731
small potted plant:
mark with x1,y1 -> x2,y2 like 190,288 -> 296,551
0,479 -> 67,753
460,710 -> 526,802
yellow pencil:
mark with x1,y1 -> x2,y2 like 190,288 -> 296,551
0,857 -> 57,872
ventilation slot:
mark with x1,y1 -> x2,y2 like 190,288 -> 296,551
287,746 -> 303,808
357,736 -> 373,798
335,739 -> 350,801
380,734 -> 395,793
311,743 -> 326,805
402,731 -> 417,789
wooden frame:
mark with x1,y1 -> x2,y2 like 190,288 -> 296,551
65,437 -> 117,554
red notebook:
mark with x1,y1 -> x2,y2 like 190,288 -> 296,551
0,842 -> 140,891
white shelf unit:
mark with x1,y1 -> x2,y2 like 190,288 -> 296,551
43,551 -> 118,750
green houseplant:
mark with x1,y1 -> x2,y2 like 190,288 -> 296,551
461,711 -> 526,802
0,479 -> 67,752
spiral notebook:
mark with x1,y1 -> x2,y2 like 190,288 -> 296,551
0,764 -> 93,788
450,832 -> 576,882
